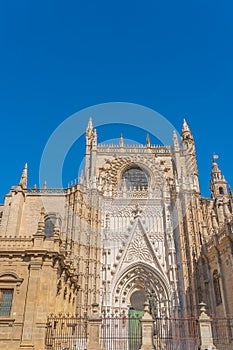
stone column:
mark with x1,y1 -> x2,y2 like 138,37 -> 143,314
19,261 -> 42,350
140,302 -> 154,350
87,303 -> 102,350
199,302 -> 217,350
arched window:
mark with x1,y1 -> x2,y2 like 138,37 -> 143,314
44,216 -> 56,238
213,270 -> 222,306
122,166 -> 149,190
219,187 -> 224,195
44,213 -> 61,238
0,272 -> 23,317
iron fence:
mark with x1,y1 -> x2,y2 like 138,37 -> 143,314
45,313 -> 233,350
100,312 -> 142,350
45,314 -> 88,350
211,317 -> 233,350
153,317 -> 201,350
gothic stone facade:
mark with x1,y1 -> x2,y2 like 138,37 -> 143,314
0,118 -> 232,349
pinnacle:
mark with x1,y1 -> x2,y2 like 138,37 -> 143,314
87,116 -> 93,130
19,163 -> 28,188
119,133 -> 124,147
173,130 -> 178,140
146,133 -> 150,147
182,118 -> 190,133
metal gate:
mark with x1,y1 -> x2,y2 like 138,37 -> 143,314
45,314 -> 88,350
100,311 -> 142,350
153,317 -> 201,350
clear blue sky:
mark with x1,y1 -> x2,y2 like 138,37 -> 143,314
0,0 -> 233,200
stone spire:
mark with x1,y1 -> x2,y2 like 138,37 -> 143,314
19,163 -> 28,188
181,119 -> 199,193
86,116 -> 93,132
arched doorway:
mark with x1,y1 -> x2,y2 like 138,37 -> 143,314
113,263 -> 171,317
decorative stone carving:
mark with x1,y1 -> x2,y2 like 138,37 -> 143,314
126,237 -> 153,263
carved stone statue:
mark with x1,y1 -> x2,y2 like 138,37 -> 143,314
149,289 -> 157,319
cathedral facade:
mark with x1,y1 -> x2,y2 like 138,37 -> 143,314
0,118 -> 232,349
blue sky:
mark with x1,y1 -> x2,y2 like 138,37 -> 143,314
0,0 -> 233,200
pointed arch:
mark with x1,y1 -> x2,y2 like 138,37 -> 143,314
112,262 -> 172,316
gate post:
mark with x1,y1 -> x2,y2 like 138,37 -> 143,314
140,302 -> 154,350
199,302 -> 217,350
87,303 -> 102,350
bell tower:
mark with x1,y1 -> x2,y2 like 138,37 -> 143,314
210,155 -> 227,198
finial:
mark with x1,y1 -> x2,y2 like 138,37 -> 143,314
146,133 -> 150,147
199,302 -> 207,315
119,133 -> 124,147
19,163 -> 28,188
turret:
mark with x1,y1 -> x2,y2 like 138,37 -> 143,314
210,155 -> 232,224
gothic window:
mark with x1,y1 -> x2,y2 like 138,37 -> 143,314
213,270 -> 222,306
122,166 -> 149,190
0,289 -> 13,316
